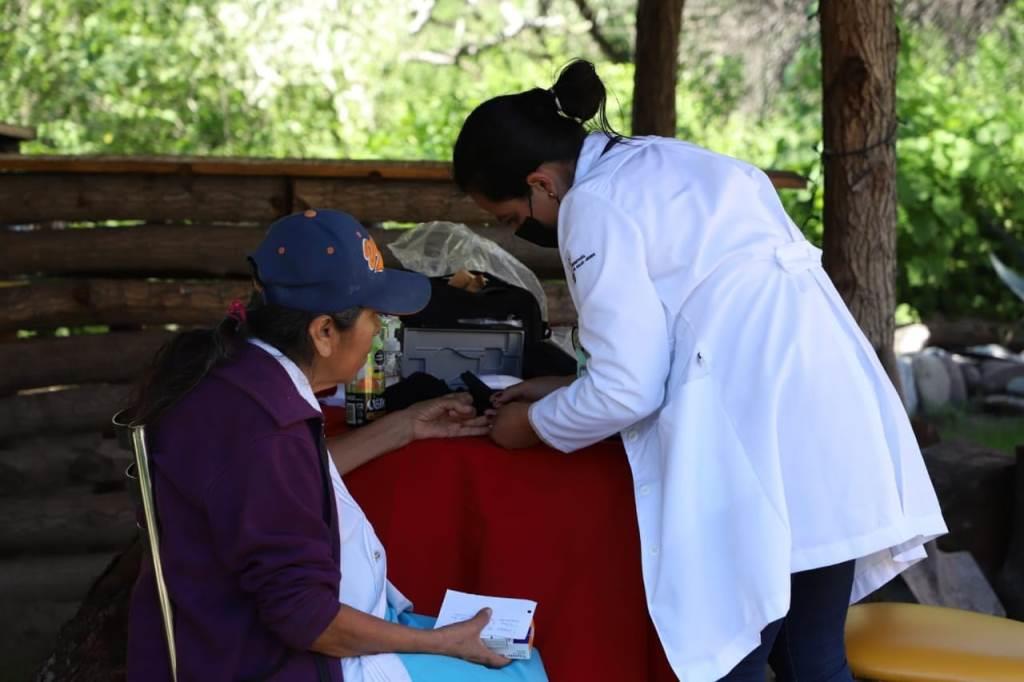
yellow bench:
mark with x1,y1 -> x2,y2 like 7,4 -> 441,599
845,603 -> 1024,682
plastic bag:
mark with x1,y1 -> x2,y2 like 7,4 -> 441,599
386,221 -> 548,319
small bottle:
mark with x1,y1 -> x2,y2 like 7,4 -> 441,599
346,334 -> 386,427
381,316 -> 402,390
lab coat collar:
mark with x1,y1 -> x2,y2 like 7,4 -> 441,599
573,132 -> 615,187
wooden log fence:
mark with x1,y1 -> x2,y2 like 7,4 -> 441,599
0,278 -> 579,336
0,223 -> 568,279
0,154 -> 805,438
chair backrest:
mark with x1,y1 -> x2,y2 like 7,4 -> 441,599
112,410 -> 178,682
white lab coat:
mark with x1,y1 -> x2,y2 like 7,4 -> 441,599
528,135 -> 947,682
249,339 -> 414,682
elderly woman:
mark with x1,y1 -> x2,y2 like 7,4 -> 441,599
127,209 -> 548,682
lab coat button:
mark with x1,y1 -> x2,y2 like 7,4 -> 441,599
639,484 -> 651,496
650,546 -> 660,556
373,550 -> 382,561
626,430 -> 639,443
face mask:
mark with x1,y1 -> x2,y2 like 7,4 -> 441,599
515,218 -> 559,248
514,191 -> 560,248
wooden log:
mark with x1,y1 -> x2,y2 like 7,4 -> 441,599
0,153 -> 807,189
0,224 -> 263,278
0,223 -> 567,279
0,278 -> 250,332
0,384 -> 132,440
0,157 -> 805,226
0,154 -> 457,179
0,278 -> 576,332
0,489 -> 135,555
0,124 -> 36,141
0,123 -> 35,154
0,432 -> 129,496
924,316 -> 1024,352
0,173 -> 290,224
0,174 -> 487,225
293,178 -> 489,224
0,331 -> 171,394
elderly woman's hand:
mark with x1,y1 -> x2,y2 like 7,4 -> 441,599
400,393 -> 493,442
433,608 -> 512,668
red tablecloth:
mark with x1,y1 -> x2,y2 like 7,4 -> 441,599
325,407 -> 675,682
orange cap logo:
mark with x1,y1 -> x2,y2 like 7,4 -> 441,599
362,238 -> 384,273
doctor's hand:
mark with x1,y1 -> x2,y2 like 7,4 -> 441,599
490,402 -> 542,450
434,608 -> 512,669
402,393 -> 493,442
491,375 -> 574,407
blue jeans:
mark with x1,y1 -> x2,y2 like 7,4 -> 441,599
719,560 -> 856,682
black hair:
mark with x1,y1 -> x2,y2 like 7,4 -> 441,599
127,290 -> 361,426
452,59 -> 622,202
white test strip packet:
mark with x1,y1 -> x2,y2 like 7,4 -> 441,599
433,589 -> 537,660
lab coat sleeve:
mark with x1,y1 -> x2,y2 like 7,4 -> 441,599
529,188 -> 671,452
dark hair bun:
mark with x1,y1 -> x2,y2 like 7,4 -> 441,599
551,59 -> 605,123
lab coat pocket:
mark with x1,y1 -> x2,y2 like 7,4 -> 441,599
668,314 -> 711,388
650,361 -> 793,649
661,314 -> 788,529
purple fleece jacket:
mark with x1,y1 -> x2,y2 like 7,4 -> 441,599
127,343 -> 342,681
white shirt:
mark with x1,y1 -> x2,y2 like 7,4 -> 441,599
248,339 -> 413,682
528,135 -> 948,682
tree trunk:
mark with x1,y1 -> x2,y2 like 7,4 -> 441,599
631,0 -> 685,136
820,0 -> 903,392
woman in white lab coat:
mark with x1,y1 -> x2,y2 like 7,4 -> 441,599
452,60 -> 947,682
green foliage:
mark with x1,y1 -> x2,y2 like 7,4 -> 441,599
1,0 -> 1023,321
932,409 -> 1024,455
894,9 -> 1024,321
0,0 -> 261,153
687,1 -> 1024,322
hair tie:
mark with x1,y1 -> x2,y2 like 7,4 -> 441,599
226,299 -> 247,324
549,88 -> 584,124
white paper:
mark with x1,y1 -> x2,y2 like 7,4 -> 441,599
433,589 -> 536,640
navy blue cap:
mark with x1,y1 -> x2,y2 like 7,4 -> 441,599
249,209 -> 430,315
